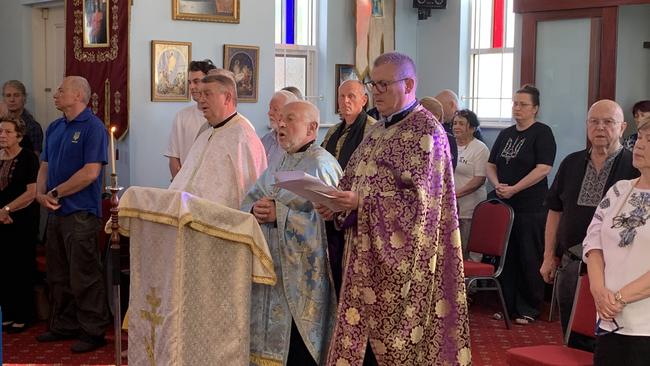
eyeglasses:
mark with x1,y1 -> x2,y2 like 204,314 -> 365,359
595,318 -> 624,336
364,78 -> 409,93
512,101 -> 533,108
587,118 -> 620,127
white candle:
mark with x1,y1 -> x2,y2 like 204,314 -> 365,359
110,126 -> 116,175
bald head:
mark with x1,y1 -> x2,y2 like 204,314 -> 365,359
587,99 -> 627,151
420,96 -> 444,122
67,76 -> 91,104
284,100 -> 320,126
278,100 -> 320,153
588,99 -> 624,122
434,89 -> 459,124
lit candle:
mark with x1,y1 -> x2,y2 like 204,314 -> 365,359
110,126 -> 116,175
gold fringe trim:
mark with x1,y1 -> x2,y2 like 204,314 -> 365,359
250,353 -> 283,366
117,207 -> 277,285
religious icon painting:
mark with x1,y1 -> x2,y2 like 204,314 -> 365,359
223,44 -> 260,103
151,40 -> 192,102
371,0 -> 384,17
83,0 -> 110,47
335,64 -> 360,112
172,0 -> 240,23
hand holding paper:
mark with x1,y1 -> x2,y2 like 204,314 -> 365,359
273,171 -> 348,212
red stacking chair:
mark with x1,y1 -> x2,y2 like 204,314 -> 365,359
463,198 -> 514,329
506,274 -> 596,366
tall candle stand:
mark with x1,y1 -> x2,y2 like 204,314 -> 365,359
108,173 -> 124,365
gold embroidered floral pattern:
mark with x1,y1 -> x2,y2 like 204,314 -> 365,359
326,106 -> 470,365
345,308 -> 360,325
140,287 -> 163,366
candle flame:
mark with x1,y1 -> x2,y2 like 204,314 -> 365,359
111,126 -> 117,133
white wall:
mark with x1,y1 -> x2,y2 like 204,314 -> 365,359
616,4 -> 650,133
0,1 -> 37,109
126,0 -> 275,188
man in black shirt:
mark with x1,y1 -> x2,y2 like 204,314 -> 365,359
542,100 -> 639,337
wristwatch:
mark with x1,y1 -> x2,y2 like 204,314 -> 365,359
615,291 -> 627,305
49,188 -> 59,199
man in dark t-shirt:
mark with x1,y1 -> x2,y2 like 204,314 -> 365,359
541,100 -> 639,339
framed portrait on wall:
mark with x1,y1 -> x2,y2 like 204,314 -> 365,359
223,44 -> 260,103
335,64 -> 360,112
371,0 -> 384,17
172,0 -> 240,23
83,0 -> 109,47
151,40 -> 191,102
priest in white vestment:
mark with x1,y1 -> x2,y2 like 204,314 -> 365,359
169,71 -> 267,209
242,101 -> 341,366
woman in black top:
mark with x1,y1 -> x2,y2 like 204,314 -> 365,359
486,85 -> 557,324
0,117 -> 40,333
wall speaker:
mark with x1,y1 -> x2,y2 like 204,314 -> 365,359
413,0 -> 447,10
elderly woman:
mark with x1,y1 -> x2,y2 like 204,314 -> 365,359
487,85 -> 557,324
583,116 -> 650,365
0,117 -> 40,333
453,109 -> 489,258
623,100 -> 650,151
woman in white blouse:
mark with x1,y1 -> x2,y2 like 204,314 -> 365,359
583,116 -> 650,365
453,109 -> 489,258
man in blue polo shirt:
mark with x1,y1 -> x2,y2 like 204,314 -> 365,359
35,76 -> 110,353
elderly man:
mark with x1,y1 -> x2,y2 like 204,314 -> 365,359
169,71 -> 267,209
243,100 -> 340,366
35,76 -> 110,353
436,89 -> 483,141
320,79 -> 377,296
541,99 -> 639,338
260,90 -> 298,168
323,52 -> 470,365
164,60 -> 216,179
3,80 -> 44,155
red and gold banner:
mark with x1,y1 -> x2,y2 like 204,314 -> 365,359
66,0 -> 129,139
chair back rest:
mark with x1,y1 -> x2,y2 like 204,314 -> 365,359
466,199 -> 514,257
566,273 -> 597,342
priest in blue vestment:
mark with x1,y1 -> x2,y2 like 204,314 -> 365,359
242,100 -> 342,366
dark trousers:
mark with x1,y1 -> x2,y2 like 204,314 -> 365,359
500,211 -> 546,319
287,320 -> 317,366
594,332 -> 650,366
557,252 -> 581,334
325,221 -> 345,298
0,220 -> 37,323
46,212 -> 109,337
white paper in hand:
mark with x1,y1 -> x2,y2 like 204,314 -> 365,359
273,171 -> 343,211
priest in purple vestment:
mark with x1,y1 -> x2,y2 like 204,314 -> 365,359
319,52 -> 471,366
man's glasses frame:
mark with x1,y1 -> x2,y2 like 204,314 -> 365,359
364,78 -> 410,93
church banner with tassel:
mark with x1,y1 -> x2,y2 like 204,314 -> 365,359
66,0 -> 129,140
